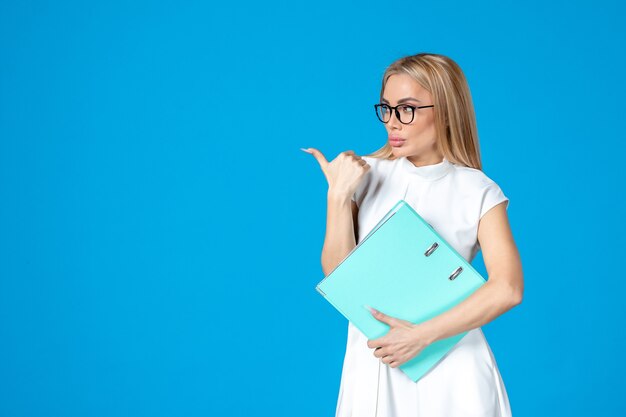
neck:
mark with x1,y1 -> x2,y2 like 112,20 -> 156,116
406,153 -> 445,167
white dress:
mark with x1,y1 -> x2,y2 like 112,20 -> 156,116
336,155 -> 512,417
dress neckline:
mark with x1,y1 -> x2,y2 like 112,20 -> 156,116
399,156 -> 453,180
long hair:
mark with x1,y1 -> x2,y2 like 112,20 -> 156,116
366,53 -> 482,170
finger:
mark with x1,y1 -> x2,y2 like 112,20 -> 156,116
381,354 -> 394,365
367,337 -> 385,349
369,307 -> 399,327
306,147 -> 329,171
373,346 -> 386,358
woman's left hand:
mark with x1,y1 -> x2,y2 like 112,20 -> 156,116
366,307 -> 433,368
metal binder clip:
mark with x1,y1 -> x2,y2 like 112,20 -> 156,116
449,267 -> 463,281
424,242 -> 439,257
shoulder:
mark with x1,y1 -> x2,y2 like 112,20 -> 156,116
449,163 -> 503,191
449,164 -> 509,218
361,155 -> 398,176
361,155 -> 382,167
360,155 -> 402,185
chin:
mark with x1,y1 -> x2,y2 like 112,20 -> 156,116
390,147 -> 408,158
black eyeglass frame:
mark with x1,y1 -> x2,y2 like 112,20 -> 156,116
373,103 -> 435,124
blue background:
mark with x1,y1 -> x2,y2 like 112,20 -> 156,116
1,1 -> 624,416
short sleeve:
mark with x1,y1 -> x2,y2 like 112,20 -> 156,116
479,181 -> 509,220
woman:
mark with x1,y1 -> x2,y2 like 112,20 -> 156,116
302,53 -> 524,417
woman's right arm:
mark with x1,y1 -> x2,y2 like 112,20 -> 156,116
301,147 -> 369,276
320,193 -> 359,276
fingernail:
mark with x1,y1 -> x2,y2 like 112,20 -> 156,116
300,147 -> 312,154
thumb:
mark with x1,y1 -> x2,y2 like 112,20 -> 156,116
303,147 -> 329,172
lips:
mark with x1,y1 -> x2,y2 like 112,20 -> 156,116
389,137 -> 405,147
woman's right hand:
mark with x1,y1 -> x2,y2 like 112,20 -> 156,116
303,148 -> 370,200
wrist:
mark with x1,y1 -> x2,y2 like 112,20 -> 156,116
412,321 -> 439,345
327,188 -> 352,203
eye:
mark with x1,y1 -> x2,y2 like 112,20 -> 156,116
400,105 -> 413,113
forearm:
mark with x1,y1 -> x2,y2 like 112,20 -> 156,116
419,279 -> 522,344
321,190 -> 356,276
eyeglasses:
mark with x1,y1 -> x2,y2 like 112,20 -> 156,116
374,103 -> 435,124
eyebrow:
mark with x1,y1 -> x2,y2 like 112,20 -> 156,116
381,97 -> 422,104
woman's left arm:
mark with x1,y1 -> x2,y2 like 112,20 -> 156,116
367,201 -> 524,366
418,200 -> 524,344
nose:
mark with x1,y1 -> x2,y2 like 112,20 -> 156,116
387,109 -> 403,129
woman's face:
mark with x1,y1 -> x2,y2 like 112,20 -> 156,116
381,73 -> 442,165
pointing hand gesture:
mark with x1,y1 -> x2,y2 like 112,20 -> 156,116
301,148 -> 370,199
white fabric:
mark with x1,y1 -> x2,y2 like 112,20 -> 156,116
337,155 -> 512,417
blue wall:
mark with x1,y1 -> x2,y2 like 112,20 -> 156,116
1,1 -> 624,415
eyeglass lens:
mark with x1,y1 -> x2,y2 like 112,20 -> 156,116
377,105 -> 414,124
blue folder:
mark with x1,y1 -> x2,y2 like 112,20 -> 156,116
315,199 -> 486,382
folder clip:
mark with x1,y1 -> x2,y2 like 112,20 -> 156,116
424,242 -> 439,257
448,267 -> 463,281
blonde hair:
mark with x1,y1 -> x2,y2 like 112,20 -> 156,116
366,53 -> 483,170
